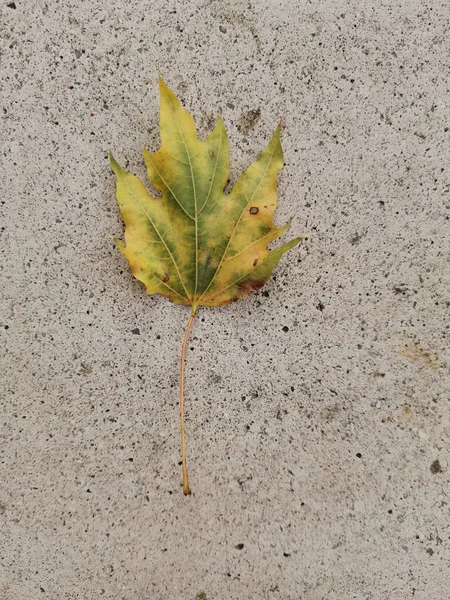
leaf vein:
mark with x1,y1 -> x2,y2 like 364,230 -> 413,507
198,141 -> 277,302
198,124 -> 223,213
145,153 -> 195,221
164,88 -> 199,296
125,182 -> 191,302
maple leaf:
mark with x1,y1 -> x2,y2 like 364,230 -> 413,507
111,78 -> 301,494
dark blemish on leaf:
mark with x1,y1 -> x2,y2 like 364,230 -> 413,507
131,327 -> 140,335
199,255 -> 212,287
209,150 -> 215,158
162,273 -> 169,282
249,206 -> 259,215
238,278 -> 266,298
430,459 -> 443,474
253,258 -> 258,266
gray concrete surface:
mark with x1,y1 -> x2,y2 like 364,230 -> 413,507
1,0 -> 450,598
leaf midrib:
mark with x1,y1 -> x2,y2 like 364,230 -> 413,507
164,88 -> 200,296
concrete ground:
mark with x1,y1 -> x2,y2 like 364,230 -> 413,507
1,0 -> 449,598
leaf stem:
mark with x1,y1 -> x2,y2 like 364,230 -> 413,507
180,305 -> 197,495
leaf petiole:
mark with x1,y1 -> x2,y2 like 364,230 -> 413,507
180,305 -> 197,495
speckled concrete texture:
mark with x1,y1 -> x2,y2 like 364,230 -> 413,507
1,0 -> 450,598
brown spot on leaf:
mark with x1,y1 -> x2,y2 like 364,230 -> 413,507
249,206 -> 259,215
128,261 -> 141,275
253,258 -> 258,266
209,150 -> 215,158
238,278 -> 266,299
162,273 -> 169,282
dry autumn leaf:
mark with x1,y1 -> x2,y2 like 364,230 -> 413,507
111,77 -> 301,494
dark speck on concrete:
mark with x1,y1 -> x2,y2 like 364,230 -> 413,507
237,108 -> 261,133
131,327 -> 140,335
430,459 -> 443,474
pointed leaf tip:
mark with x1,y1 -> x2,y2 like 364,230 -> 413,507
158,75 -> 171,95
113,236 -> 125,251
109,152 -> 123,175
